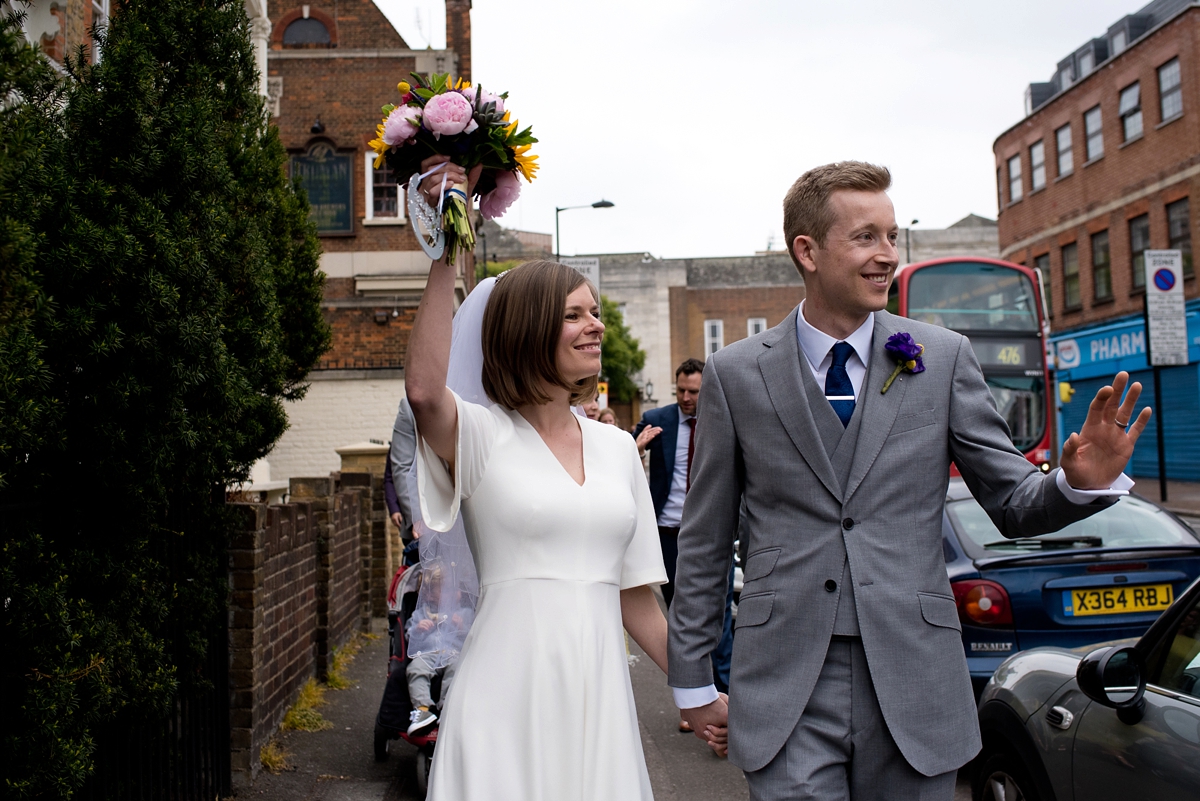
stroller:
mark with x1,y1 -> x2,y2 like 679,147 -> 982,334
374,545 -> 441,793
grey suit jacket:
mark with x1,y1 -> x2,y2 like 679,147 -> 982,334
667,308 -> 1110,776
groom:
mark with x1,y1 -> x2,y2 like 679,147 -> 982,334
667,162 -> 1151,800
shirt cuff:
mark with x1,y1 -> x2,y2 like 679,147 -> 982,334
1055,468 -> 1134,504
673,684 -> 720,710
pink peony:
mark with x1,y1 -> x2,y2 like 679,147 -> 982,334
479,170 -> 521,219
382,105 -> 421,145
422,91 -> 478,137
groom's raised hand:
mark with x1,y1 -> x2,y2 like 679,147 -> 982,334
681,694 -> 729,757
1060,371 -> 1152,490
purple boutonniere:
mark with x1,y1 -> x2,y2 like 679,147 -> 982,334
881,332 -> 925,394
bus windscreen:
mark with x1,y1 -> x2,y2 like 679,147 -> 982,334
986,375 -> 1046,452
906,263 -> 1039,332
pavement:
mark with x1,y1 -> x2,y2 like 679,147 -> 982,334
1129,476 -> 1200,523
238,616 -> 971,800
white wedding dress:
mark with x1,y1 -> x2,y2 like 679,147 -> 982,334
416,392 -> 667,801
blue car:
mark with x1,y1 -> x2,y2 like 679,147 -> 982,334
941,477 -> 1200,696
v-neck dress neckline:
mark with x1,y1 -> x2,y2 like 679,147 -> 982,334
512,408 -> 588,488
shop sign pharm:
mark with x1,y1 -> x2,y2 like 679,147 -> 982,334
1143,250 -> 1189,366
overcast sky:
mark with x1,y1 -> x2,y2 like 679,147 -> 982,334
374,0 -> 1140,259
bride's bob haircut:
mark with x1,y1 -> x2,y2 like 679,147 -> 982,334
481,260 -> 601,409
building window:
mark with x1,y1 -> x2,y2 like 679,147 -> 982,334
1167,197 -> 1194,277
1062,242 -> 1080,309
1159,58 -> 1183,121
363,154 -> 403,221
1007,154 -> 1022,202
1030,141 -> 1046,191
747,318 -> 767,337
704,319 -> 724,357
91,0 -> 110,63
1078,51 -> 1094,77
1129,214 -> 1150,289
1092,230 -> 1112,301
1119,82 -> 1143,141
1084,106 -> 1104,161
1055,124 -> 1073,177
1112,30 -> 1127,56
1034,253 -> 1051,316
283,17 -> 331,46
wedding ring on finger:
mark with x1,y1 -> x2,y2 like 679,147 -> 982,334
1116,419 -> 1129,427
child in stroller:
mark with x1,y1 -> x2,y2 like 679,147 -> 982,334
374,539 -> 473,794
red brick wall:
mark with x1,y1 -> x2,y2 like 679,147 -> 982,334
995,9 -> 1200,330
259,502 -> 318,738
670,285 -> 805,368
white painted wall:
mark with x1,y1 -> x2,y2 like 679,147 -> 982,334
266,375 -> 405,483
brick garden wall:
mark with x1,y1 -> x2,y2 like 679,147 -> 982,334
229,473 -> 378,785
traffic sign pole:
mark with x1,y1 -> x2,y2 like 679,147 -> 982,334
1142,250 -> 1190,502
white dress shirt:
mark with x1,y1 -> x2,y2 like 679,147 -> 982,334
658,408 -> 696,528
671,304 -> 1131,711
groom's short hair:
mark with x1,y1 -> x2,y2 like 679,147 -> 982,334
481,260 -> 601,409
783,162 -> 891,269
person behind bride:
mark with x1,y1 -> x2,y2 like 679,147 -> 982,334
405,156 -> 727,801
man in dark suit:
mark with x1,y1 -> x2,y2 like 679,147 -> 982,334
634,357 -> 704,607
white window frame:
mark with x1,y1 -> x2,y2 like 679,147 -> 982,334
1030,141 -> 1046,191
747,317 -> 767,337
1084,105 -> 1104,161
1056,123 -> 1073,177
1159,58 -> 1183,122
1119,82 -> 1143,141
363,153 -> 406,224
92,0 -> 110,63
703,319 -> 724,358
1007,154 -> 1022,202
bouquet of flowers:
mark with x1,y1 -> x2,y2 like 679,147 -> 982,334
369,73 -> 539,263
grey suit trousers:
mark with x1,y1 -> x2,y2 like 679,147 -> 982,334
745,638 -> 957,801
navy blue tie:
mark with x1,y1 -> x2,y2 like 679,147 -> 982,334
825,342 -> 855,427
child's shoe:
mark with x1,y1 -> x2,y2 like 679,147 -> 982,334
408,706 -> 438,735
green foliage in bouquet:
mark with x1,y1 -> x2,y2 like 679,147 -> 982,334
600,297 -> 647,404
0,1 -> 329,796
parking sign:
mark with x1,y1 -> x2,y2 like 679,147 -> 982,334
1143,250 -> 1189,366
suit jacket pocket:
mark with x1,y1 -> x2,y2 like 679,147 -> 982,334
735,591 -> 775,629
743,548 -> 781,583
918,592 -> 961,632
890,409 -> 936,436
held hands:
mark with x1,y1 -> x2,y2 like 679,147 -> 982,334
681,693 -> 730,758
635,425 -> 663,456
1060,371 -> 1152,490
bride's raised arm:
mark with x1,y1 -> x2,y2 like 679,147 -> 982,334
405,157 -> 478,465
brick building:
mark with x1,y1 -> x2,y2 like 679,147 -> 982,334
994,0 -> 1200,480
263,0 -> 472,483
15,1 -> 273,95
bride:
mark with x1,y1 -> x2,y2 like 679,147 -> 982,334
405,160 -> 726,800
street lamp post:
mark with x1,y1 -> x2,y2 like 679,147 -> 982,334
904,219 -> 919,264
555,200 -> 615,262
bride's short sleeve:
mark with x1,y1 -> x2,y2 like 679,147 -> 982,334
619,437 -> 668,590
415,390 -> 499,532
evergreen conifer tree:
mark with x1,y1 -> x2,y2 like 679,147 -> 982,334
1,1 -> 329,795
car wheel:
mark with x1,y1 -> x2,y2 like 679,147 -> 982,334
974,751 -> 1041,801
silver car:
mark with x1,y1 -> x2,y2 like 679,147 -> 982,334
973,573 -> 1200,800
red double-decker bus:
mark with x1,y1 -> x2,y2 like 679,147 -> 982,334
888,257 -> 1054,472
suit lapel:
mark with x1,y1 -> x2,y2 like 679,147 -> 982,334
758,308 -> 841,501
659,404 -> 678,465
844,312 -> 910,504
